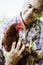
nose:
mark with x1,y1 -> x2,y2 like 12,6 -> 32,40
28,8 -> 33,15
28,8 -> 34,19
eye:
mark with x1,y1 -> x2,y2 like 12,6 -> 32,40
28,5 -> 32,8
34,9 -> 39,14
28,4 -> 32,8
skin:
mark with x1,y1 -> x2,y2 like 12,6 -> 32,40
4,0 -> 43,65
4,38 -> 26,65
22,0 -> 42,28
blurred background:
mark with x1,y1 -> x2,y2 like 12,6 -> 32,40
0,0 -> 23,25
0,0 -> 43,25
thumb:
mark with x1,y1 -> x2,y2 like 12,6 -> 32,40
3,46 -> 8,54
29,38 -> 33,48
3,46 -> 9,58
32,40 -> 36,49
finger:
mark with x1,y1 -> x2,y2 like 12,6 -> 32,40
38,50 -> 43,55
3,46 -> 9,57
11,42 -> 16,51
38,50 -> 43,58
33,40 -> 36,44
33,40 -> 36,49
19,45 -> 25,55
33,40 -> 36,46
12,41 -> 16,48
29,38 -> 33,48
3,46 -> 6,52
19,55 -> 23,59
17,55 -> 23,62
16,38 -> 22,50
30,38 -> 33,44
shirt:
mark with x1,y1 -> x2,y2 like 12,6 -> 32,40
0,12 -> 43,65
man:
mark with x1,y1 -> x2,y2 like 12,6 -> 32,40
0,0 -> 43,65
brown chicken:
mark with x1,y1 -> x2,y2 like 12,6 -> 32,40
2,23 -> 19,52
2,23 -> 29,65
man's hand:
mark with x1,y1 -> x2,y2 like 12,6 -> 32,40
3,38 -> 26,65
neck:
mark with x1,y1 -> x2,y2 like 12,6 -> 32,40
20,12 -> 32,30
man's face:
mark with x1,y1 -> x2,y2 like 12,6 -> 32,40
22,0 -> 42,27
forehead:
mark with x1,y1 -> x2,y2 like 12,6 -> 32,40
24,0 -> 41,10
27,0 -> 40,6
